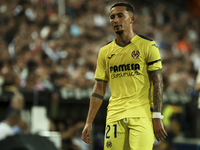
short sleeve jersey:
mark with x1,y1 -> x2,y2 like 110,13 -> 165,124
95,35 -> 162,123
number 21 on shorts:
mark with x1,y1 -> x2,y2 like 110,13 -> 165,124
106,124 -> 117,139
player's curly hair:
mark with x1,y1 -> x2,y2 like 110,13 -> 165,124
110,2 -> 135,14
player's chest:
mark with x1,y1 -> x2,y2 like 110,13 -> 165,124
107,47 -> 145,66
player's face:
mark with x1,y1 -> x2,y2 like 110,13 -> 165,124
110,6 -> 133,34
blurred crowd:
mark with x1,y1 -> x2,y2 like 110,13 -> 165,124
0,0 -> 199,94
0,0 -> 200,150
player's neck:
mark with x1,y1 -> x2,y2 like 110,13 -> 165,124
115,31 -> 135,46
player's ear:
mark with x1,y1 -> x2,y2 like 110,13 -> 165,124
130,15 -> 135,24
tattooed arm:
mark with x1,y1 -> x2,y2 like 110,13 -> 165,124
149,69 -> 163,112
149,69 -> 167,141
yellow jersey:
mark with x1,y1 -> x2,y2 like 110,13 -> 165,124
95,35 -> 162,123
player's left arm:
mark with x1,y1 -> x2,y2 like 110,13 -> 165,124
148,69 -> 168,141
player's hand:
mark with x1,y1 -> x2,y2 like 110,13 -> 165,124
152,118 -> 168,141
82,123 -> 92,144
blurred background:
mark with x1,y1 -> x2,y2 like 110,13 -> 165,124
0,0 -> 200,150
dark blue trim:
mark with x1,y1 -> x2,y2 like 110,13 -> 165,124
138,35 -> 153,41
115,39 -> 131,47
95,78 -> 108,82
104,40 -> 113,46
147,59 -> 161,66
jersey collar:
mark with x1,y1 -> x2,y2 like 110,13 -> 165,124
115,35 -> 138,47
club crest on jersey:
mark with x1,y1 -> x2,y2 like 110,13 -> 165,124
131,50 -> 140,58
106,141 -> 112,148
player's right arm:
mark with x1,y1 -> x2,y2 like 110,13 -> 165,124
82,80 -> 107,144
